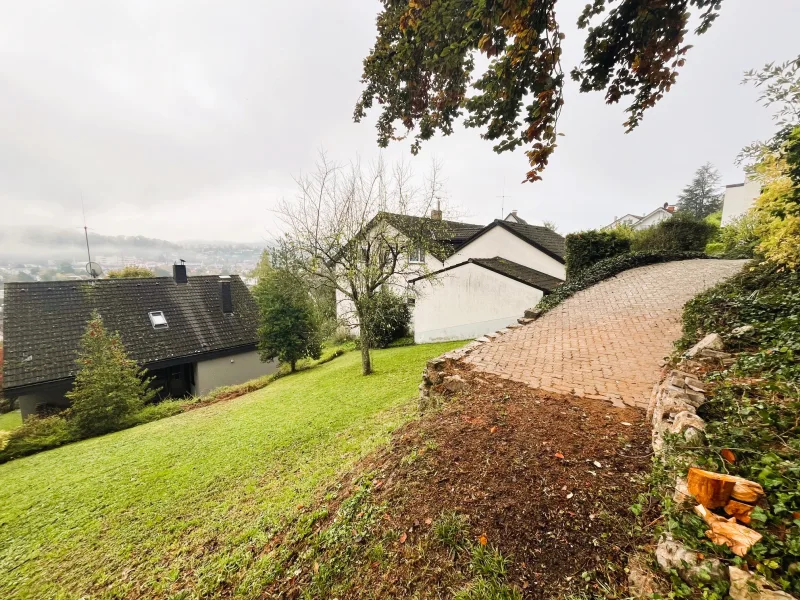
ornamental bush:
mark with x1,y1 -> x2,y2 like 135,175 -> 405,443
66,311 -> 156,438
564,230 -> 631,279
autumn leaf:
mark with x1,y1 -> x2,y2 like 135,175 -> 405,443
478,533 -> 488,546
399,532 -> 407,544
313,561 -> 320,574
555,452 -> 564,459
424,517 -> 433,525
721,449 -> 736,463
489,426 -> 498,434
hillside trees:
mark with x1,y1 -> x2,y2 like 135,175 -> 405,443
356,0 -> 726,182
276,154 -> 445,375
107,266 -> 155,278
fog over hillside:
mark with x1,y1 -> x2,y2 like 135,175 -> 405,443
0,226 -> 265,264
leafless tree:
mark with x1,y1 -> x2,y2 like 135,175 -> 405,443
275,153 -> 447,375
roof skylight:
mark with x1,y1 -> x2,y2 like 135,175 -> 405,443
148,311 -> 168,329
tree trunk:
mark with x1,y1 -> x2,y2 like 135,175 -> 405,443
360,339 -> 372,375
290,359 -> 296,373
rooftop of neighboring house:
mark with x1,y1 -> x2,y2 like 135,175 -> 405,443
379,210 -> 566,262
602,203 -> 676,230
411,256 -> 564,293
1,268 -> 259,392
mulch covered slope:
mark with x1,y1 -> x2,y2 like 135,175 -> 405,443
270,361 -> 652,599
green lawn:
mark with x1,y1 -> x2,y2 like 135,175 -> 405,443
0,410 -> 21,432
0,342 -> 463,599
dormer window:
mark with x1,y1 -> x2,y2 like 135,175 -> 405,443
148,311 -> 168,329
409,245 -> 425,264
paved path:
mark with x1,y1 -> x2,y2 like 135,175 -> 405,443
464,259 -> 746,408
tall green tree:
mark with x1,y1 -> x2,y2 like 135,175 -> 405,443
355,0 -> 725,182
66,311 -> 156,437
253,251 -> 322,373
676,163 -> 723,218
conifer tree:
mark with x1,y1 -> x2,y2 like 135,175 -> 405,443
66,311 -> 155,436
677,163 -> 723,219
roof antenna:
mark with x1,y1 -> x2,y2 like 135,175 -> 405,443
497,177 -> 511,219
81,195 -> 102,279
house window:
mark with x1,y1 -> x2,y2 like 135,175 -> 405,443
409,245 -> 425,264
148,311 -> 168,329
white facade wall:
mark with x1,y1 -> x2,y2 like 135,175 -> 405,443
444,227 -> 566,280
634,209 -> 672,230
722,181 -> 761,225
193,350 -> 278,396
413,263 -> 544,343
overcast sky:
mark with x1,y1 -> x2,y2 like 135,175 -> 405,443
0,1 -> 797,244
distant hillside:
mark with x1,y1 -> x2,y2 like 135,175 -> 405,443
0,227 -> 263,264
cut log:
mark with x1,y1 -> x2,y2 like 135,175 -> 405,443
687,468 -> 738,508
686,468 -> 765,509
732,480 -> 765,504
724,500 -> 754,524
694,505 -> 762,557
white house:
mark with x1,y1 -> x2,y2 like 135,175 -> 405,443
721,180 -> 761,225
602,203 -> 676,231
334,210 -> 567,344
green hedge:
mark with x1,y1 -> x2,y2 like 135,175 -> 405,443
564,230 -> 631,279
630,212 -> 717,253
527,251 -> 711,319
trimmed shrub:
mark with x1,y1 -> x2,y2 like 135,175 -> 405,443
630,212 -> 717,253
361,288 -> 411,349
564,230 -> 631,279
530,250 -> 711,318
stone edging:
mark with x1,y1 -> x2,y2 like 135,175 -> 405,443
418,319 -> 533,409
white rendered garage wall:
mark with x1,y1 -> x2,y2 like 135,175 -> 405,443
194,350 -> 278,396
413,263 -> 544,343
721,180 -> 761,225
444,226 -> 566,280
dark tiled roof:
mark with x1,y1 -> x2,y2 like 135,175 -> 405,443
380,212 -> 484,260
469,257 -> 564,292
495,221 -> 566,261
2,276 -> 259,391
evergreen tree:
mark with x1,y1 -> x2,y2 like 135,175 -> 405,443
66,311 -> 156,437
253,252 -> 322,373
677,163 -> 723,219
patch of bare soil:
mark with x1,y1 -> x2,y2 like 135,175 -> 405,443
269,362 -> 653,599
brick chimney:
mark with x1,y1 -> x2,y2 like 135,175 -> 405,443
430,199 -> 442,221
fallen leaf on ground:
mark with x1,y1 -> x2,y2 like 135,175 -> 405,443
398,532 -> 407,544
424,518 -> 432,525
478,533 -> 488,546
555,452 -> 564,459
489,426 -> 498,434
721,449 -> 736,463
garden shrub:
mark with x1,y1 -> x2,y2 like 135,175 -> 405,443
0,414 -> 73,462
630,212 -> 718,253
708,212 -> 763,259
531,250 -> 710,318
564,230 -> 631,279
360,287 -> 411,349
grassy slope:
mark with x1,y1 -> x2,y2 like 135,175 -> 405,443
0,341 -> 462,599
0,410 -> 21,432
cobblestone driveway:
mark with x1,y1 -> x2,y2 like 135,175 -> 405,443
464,259 -> 746,408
